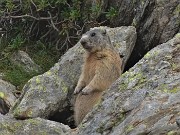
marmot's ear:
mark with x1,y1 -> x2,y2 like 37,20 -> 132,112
102,29 -> 106,35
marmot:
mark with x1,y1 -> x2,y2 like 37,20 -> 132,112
74,27 -> 122,126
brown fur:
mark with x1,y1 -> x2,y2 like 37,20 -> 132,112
74,28 -> 122,125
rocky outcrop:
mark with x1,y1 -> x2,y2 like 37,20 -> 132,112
0,27 -> 179,135
0,114 -> 70,135
0,0 -> 179,134
77,34 -> 180,134
9,26 -> 137,125
10,50 -> 41,73
127,0 -> 180,69
95,0 -> 180,70
0,80 -> 17,114
3,27 -> 179,135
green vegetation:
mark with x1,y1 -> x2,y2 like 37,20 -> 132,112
106,7 -> 118,20
0,0 -> 117,90
5,64 -> 37,89
0,38 -> 58,90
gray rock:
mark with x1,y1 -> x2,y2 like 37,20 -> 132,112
127,0 -> 180,68
77,34 -> 180,134
10,50 -> 41,73
0,79 -> 17,114
0,114 -> 70,135
94,0 -> 179,69
106,26 -> 137,70
10,26 -> 137,122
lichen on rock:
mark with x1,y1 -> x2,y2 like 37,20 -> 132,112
77,34 -> 180,135
0,114 -> 70,135
10,26 -> 137,125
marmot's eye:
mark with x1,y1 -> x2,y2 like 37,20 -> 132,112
91,32 -> 96,37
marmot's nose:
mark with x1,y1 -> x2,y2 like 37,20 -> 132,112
80,40 -> 87,46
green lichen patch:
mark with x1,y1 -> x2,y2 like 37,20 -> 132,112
144,52 -> 151,59
125,125 -> 134,133
173,4 -> 180,16
26,119 -> 41,125
119,70 -> 147,91
159,84 -> 180,93
169,87 -> 180,93
167,131 -> 178,135
46,71 -> 52,76
58,77 -> 68,93
38,85 -> 47,92
13,108 -> 21,117
0,92 -> 5,98
175,33 -> 180,38
118,81 -> 128,91
36,77 -> 41,84
129,72 -> 144,82
144,50 -> 160,59
13,107 -> 33,118
1,123 -> 17,133
13,122 -> 23,128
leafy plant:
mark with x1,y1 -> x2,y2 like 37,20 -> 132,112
106,7 -> 118,20
69,9 -> 80,21
0,0 -> 114,91
8,35 -> 25,51
36,0 -> 50,11
5,0 -> 15,11
5,64 -> 38,90
90,4 -> 102,19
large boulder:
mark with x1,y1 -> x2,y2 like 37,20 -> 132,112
9,26 -> 136,124
77,34 -> 180,134
0,79 -> 17,114
127,0 -> 180,69
0,114 -> 70,135
91,0 -> 179,69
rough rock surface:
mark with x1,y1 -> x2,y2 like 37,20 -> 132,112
77,34 -> 180,134
10,50 -> 41,73
96,0 -> 180,69
10,27 -> 137,122
128,0 -> 180,69
0,79 -> 17,114
0,114 -> 70,135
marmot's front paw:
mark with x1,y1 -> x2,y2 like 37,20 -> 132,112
74,86 -> 82,94
81,87 -> 93,95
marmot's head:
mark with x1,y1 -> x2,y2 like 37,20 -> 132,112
80,28 -> 112,52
